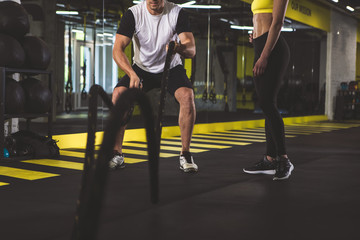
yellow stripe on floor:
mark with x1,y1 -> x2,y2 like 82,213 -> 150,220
192,134 -> 265,142
96,142 -> 209,153
0,182 -> 10,186
164,137 -> 252,146
22,159 -> 84,170
123,149 -> 177,158
0,166 -> 59,180
61,149 -> 177,159
201,132 -> 266,139
225,130 -> 296,138
134,140 -> 232,149
60,150 -> 89,159
125,157 -> 148,164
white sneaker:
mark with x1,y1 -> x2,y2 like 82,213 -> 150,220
179,152 -> 198,173
109,151 -> 125,169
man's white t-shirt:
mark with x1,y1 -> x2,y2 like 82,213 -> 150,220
117,0 -> 191,73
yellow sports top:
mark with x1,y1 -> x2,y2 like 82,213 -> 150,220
251,0 -> 273,14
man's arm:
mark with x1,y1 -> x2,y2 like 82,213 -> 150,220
175,32 -> 196,59
112,34 -> 141,88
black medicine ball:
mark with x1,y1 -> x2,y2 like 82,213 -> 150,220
0,33 -> 25,68
20,77 -> 52,113
5,78 -> 26,114
0,1 -> 30,39
21,36 -> 51,70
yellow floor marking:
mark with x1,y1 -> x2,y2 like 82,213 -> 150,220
224,131 -> 266,136
122,149 -> 177,158
96,142 -> 208,153
0,182 -> 10,186
191,134 -> 265,142
125,157 -> 148,164
60,150 -> 89,159
22,159 -> 84,170
289,123 -> 360,128
284,130 -> 322,134
0,166 -> 59,180
211,131 -> 297,138
164,137 -> 253,146
134,140 -> 232,149
61,149 -> 176,159
201,132 -> 266,139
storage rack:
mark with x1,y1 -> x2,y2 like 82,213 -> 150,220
0,67 -> 53,160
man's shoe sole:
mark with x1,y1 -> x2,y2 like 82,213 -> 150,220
243,169 -> 276,175
180,166 -> 198,173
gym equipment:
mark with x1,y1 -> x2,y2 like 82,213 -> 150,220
0,33 -> 25,68
5,78 -> 26,114
72,42 -> 176,240
81,15 -> 88,100
71,86 -> 158,240
0,1 -> 30,38
20,77 -> 52,113
21,36 -> 51,70
65,25 -> 73,113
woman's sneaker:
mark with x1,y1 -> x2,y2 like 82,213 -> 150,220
273,157 -> 294,180
109,151 -> 125,169
243,155 -> 277,175
179,151 -> 198,173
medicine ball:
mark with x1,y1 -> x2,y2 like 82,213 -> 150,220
5,78 -> 26,114
0,33 -> 25,68
21,36 -> 51,70
20,77 -> 52,113
0,1 -> 30,39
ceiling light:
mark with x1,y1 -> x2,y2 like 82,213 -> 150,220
181,5 -> 221,9
180,1 -> 196,6
56,10 -> 79,15
331,0 -> 338,3
71,29 -> 83,33
346,6 -> 354,12
231,25 -> 294,32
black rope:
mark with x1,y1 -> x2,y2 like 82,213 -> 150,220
71,41 -> 175,240
81,15 -> 88,100
65,25 -> 73,113
155,41 -> 175,152
71,86 -> 158,240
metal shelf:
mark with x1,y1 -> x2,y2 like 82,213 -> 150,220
0,67 -> 54,160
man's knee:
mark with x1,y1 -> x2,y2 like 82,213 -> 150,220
175,87 -> 195,105
112,86 -> 128,103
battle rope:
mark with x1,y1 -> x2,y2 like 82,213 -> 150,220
71,41 -> 176,240
65,25 -> 73,113
71,86 -> 158,240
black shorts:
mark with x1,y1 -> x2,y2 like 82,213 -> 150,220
115,64 -> 193,96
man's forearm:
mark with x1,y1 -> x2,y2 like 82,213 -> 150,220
175,41 -> 196,59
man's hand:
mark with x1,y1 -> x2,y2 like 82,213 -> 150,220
129,74 -> 142,89
166,41 -> 178,55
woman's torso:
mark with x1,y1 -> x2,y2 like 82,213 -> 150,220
252,0 -> 273,38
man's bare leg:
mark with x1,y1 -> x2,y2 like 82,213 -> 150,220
174,87 -> 196,153
112,86 -> 128,154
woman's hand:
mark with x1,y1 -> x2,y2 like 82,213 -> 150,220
249,32 -> 253,43
253,56 -> 268,77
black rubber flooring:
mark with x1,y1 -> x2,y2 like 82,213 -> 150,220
1,122 -> 360,240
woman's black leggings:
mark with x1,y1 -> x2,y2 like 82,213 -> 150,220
253,32 -> 290,157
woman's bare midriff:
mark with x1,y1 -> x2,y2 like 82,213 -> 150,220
253,13 -> 273,39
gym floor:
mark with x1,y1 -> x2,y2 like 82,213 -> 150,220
0,113 -> 359,240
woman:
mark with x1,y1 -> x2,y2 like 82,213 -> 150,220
243,0 -> 294,180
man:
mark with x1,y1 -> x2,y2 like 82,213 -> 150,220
111,0 -> 198,173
